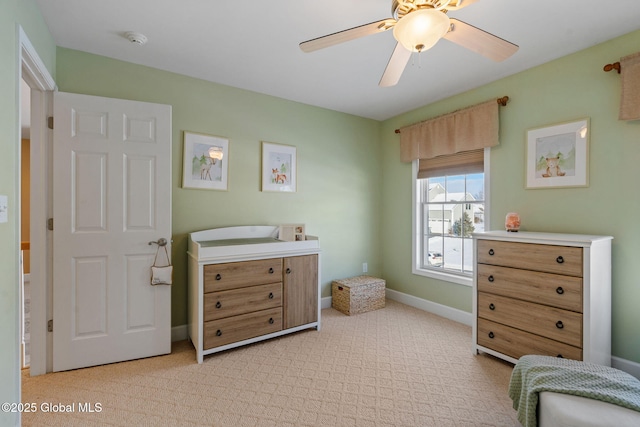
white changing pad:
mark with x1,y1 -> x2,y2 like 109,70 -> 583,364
539,392 -> 640,427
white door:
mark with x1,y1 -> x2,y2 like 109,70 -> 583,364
52,92 -> 172,372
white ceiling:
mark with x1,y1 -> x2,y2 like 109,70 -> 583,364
35,0 -> 640,121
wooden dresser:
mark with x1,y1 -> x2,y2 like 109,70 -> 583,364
188,226 -> 321,363
472,231 -> 612,366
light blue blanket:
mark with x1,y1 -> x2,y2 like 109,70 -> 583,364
508,355 -> 640,427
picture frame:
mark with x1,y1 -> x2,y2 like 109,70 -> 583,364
525,118 -> 589,189
261,142 -> 297,192
182,131 -> 229,191
278,224 -> 306,242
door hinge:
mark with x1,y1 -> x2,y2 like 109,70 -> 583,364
47,218 -> 54,230
47,319 -> 53,332
47,116 -> 54,130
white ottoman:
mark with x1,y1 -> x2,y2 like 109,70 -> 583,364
539,391 -> 640,427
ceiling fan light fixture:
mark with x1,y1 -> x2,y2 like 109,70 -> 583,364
392,9 -> 450,52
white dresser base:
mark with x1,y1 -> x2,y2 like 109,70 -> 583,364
188,226 -> 321,363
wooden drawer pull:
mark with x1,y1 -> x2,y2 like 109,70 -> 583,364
269,318 -> 274,324
488,331 -> 495,339
216,330 -> 222,336
556,286 -> 564,295
556,256 -> 564,264
269,267 -> 274,274
489,303 -> 496,310
215,301 -> 222,309
488,275 -> 495,282
488,249 -> 495,256
215,273 -> 222,280
556,320 -> 564,329
268,292 -> 274,299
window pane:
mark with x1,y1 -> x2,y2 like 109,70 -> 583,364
467,173 -> 484,201
443,237 -> 462,271
472,203 -> 485,233
450,204 -> 462,237
426,236 -> 443,268
427,203 -> 445,236
445,175 -> 465,202
463,238 -> 474,273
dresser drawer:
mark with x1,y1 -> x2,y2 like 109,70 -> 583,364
204,282 -> 282,321
204,307 -> 283,350
477,318 -> 582,361
478,292 -> 582,347
477,240 -> 583,277
477,264 -> 582,312
204,258 -> 283,292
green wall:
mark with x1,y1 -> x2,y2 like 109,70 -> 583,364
3,7 -> 640,419
380,29 -> 640,364
0,1 -> 56,425
55,48 -> 383,328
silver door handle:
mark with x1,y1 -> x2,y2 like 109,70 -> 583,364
149,238 -> 168,246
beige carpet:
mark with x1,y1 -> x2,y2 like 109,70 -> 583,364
22,300 -> 520,426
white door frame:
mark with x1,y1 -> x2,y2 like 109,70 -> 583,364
18,26 -> 56,376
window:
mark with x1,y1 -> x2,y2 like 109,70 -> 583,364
412,149 -> 489,285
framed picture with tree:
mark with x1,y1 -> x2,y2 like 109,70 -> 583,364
526,118 -> 589,189
182,131 -> 229,190
261,142 -> 297,192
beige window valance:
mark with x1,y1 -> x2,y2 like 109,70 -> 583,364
619,52 -> 640,121
398,99 -> 500,163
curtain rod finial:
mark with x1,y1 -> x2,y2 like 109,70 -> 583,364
497,96 -> 509,106
603,62 -> 621,73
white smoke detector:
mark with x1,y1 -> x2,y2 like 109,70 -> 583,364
125,31 -> 148,45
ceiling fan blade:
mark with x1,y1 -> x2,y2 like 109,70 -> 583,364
445,0 -> 480,11
379,43 -> 412,87
299,19 -> 395,53
443,18 -> 518,62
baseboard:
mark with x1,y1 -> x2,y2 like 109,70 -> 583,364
171,324 -> 188,342
385,288 -> 473,326
321,290 -> 471,325
612,356 -> 640,380
321,296 -> 332,309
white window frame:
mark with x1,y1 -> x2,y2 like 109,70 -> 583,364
411,148 -> 491,286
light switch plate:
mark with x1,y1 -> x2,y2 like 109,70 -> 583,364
0,195 -> 7,223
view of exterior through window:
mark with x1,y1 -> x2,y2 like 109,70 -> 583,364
418,173 -> 485,276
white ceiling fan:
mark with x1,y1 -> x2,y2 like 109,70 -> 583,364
299,0 -> 519,87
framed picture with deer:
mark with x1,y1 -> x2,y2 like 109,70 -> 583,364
261,141 -> 297,192
182,131 -> 229,191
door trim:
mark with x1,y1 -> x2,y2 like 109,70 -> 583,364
18,25 -> 56,376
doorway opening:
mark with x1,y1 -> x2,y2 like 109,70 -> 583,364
20,77 -> 32,368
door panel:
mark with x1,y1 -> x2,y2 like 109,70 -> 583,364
72,256 -> 107,337
53,92 -> 172,371
125,155 -> 155,230
73,151 -> 106,231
